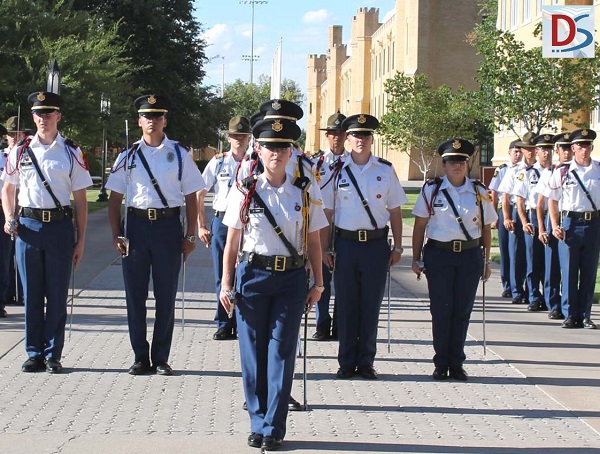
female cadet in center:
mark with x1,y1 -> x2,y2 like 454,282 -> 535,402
219,112 -> 328,451
411,139 -> 496,381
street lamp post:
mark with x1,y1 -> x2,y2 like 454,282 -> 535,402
96,93 -> 110,202
239,0 -> 267,83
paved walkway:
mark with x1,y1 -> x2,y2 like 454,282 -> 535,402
0,203 -> 599,454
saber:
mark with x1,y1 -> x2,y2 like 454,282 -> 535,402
301,305 -> 309,411
68,263 -> 75,340
181,256 -> 186,332
387,239 -> 392,353
482,274 -> 487,356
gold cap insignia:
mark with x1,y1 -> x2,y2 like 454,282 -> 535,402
148,95 -> 157,105
272,119 -> 283,132
452,140 -> 461,149
37,92 -> 46,102
272,100 -> 281,111
565,133 -> 570,139
582,129 -> 589,136
358,115 -> 367,124
544,135 -> 551,140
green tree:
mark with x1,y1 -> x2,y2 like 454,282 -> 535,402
469,0 -> 600,137
0,0 -> 135,151
223,75 -> 304,119
72,0 -> 227,148
380,73 -> 483,181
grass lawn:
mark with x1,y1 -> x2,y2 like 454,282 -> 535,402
85,188 -> 109,213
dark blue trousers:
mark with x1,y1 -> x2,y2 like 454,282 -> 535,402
496,208 -> 511,293
558,217 -> 600,320
211,215 -> 236,331
235,261 -> 306,440
16,217 -> 74,360
122,213 -> 182,364
509,207 -> 527,299
543,215 -> 562,314
423,244 -> 483,369
314,263 -> 337,334
334,236 -> 389,369
524,213 -> 544,304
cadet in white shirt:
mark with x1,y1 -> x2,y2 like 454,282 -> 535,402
198,116 -> 251,341
412,139 -> 496,381
321,114 -> 407,381
219,116 -> 327,451
2,91 -> 92,374
107,94 -> 205,376
544,128 -> 599,329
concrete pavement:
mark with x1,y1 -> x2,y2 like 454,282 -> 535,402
0,202 -> 599,453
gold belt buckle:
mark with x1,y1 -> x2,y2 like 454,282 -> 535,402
148,208 -> 157,220
584,211 -> 592,221
274,256 -> 287,271
452,240 -> 462,252
358,230 -> 368,242
42,210 -> 51,223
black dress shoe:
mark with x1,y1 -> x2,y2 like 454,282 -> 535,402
548,310 -> 565,320
501,289 -> 512,298
128,360 -> 151,375
583,318 -> 597,329
311,330 -> 330,341
155,362 -> 173,376
511,295 -> 526,304
213,327 -> 236,340
0,306 -> 7,318
336,366 -> 355,379
242,401 -> 247,411
247,432 -> 263,448
449,366 -> 468,381
288,395 -> 303,411
527,301 -> 545,312
45,359 -> 63,374
261,436 -> 282,451
561,317 -> 579,329
22,356 -> 45,373
432,367 -> 448,380
356,366 -> 378,380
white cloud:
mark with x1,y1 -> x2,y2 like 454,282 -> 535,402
202,23 -> 228,46
302,9 -> 332,24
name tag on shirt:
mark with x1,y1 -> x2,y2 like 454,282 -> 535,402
338,182 -> 350,188
249,208 -> 264,214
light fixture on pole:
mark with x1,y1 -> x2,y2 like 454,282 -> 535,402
46,59 -> 61,95
239,0 -> 267,84
96,93 -> 111,202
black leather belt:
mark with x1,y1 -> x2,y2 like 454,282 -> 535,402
562,210 -> 600,221
239,251 -> 305,272
214,211 -> 225,218
20,206 -> 73,222
128,207 -> 180,220
336,226 -> 388,242
427,238 -> 481,252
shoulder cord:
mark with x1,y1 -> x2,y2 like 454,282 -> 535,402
423,177 -> 443,216
344,165 -> 378,229
570,169 -> 598,211
440,188 -> 473,241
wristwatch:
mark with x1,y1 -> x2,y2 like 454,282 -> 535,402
313,285 -> 325,294
184,235 -> 197,243
393,246 -> 404,254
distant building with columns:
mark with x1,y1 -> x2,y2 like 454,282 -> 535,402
306,1 -> 482,180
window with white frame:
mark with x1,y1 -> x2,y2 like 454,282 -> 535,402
524,0 -> 531,22
501,0 -> 507,31
511,0 -> 519,28
537,0 -> 542,16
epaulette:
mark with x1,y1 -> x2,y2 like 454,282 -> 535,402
176,141 -> 190,153
377,157 -> 392,166
240,174 -> 258,190
498,163 -> 507,169
64,138 -> 79,150
311,149 -> 324,159
425,176 -> 443,186
473,179 -> 488,191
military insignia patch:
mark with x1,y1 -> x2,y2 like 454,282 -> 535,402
582,129 -> 589,136
272,120 -> 283,132
544,134 -> 551,141
493,169 -> 499,178
148,95 -> 157,105
452,140 -> 461,149
37,92 -> 46,102
272,100 -> 281,110
517,172 -> 524,181
295,203 -> 301,211
358,115 -> 366,124
167,151 -> 175,162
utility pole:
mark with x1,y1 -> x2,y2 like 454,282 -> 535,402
239,0 -> 267,83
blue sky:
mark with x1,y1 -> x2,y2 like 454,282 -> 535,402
194,0 -> 396,98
